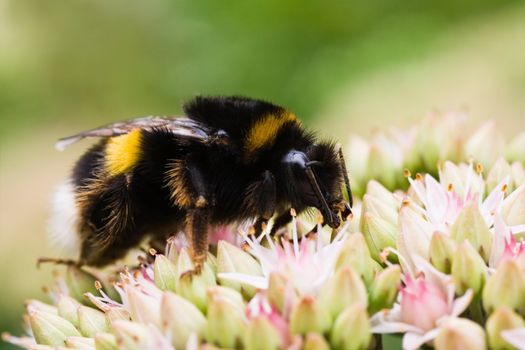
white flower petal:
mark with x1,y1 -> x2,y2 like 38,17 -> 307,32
185,333 -> 199,350
450,289 -> 473,317
490,214 -> 510,268
424,174 -> 448,228
511,224 -> 525,235
371,322 -> 422,334
411,255 -> 450,289
407,177 -> 427,208
398,207 -> 433,272
217,272 -> 268,289
403,329 -> 439,350
481,177 -> 509,221
501,328 -> 525,350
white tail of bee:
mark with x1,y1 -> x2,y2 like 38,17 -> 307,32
48,181 -> 81,258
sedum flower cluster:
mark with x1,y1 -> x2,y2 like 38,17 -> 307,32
3,117 -> 525,350
346,113 -> 525,196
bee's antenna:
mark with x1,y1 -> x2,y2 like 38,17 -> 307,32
337,145 -> 353,209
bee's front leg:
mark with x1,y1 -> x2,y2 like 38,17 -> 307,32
244,170 -> 276,237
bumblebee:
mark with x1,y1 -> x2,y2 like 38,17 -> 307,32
50,96 -> 352,273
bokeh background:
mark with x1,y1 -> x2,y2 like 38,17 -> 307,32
1,1 -> 524,348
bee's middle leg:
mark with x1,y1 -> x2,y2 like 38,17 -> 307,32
181,163 -> 212,275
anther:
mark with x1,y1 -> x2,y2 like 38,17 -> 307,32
94,280 -> 102,290
475,163 -> 483,174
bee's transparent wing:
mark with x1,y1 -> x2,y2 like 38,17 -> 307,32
56,116 -> 211,150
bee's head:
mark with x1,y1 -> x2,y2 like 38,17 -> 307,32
282,141 -> 352,228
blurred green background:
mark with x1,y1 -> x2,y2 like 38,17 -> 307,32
1,0 -> 525,348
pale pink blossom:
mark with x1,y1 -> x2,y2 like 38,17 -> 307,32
371,255 -> 473,350
247,293 -> 290,346
399,276 -> 449,332
219,215 -> 348,296
489,214 -> 525,271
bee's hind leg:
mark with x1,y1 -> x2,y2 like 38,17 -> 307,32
36,257 -> 82,268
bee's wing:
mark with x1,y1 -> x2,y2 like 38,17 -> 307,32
56,116 -> 211,150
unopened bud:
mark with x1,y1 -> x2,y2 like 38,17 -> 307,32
65,336 -> 95,350
362,193 -> 397,227
206,286 -> 245,315
29,310 -> 81,346
506,132 -> 525,163
345,136 -> 371,196
65,266 -> 99,304
267,272 -> 294,313
465,120 -> 505,169
161,291 -> 206,350
450,202 -> 492,262
319,267 -> 367,319
94,333 -> 117,350
125,285 -> 160,325
366,180 -> 399,211
429,232 -> 456,273
435,318 -> 486,350
206,296 -> 246,348
330,303 -> 371,350
105,307 -> 131,323
369,265 -> 401,314
367,143 -> 402,190
57,294 -> 81,327
486,307 -> 525,350
153,254 -> 178,292
217,241 -> 262,298
25,300 -> 58,315
501,184 -> 525,227
303,333 -> 330,350
360,211 -> 397,262
177,249 -> 217,312
112,320 -> 152,350
290,296 -> 331,335
483,260 -> 525,314
244,316 -> 282,350
78,305 -> 110,337
335,233 -> 374,286
487,158 -> 513,193
451,241 -> 487,296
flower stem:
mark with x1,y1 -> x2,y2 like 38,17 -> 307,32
468,296 -> 485,325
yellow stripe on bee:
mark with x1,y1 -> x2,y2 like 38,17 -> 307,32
105,129 -> 142,175
244,111 -> 299,160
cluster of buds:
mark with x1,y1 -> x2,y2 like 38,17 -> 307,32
3,116 -> 525,350
346,113 -> 525,196
3,223 -> 403,350
358,157 -> 525,349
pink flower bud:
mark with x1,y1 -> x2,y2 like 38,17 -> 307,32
400,276 -> 448,332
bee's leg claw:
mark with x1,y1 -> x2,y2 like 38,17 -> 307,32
305,224 -> 319,240
341,202 -> 352,220
179,265 -> 203,281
